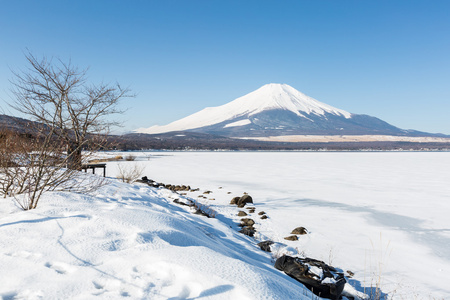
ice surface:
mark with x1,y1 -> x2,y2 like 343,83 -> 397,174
107,151 -> 450,299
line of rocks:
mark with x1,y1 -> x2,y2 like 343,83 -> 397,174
137,177 -> 352,299
137,176 -> 196,192
228,193 -> 349,299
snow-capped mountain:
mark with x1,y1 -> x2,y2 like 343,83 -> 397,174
136,84 -> 428,137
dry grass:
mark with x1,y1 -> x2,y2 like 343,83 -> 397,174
124,155 -> 136,161
116,163 -> 145,183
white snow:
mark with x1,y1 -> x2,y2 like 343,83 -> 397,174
223,119 -> 252,128
2,151 -> 449,299
0,174 -> 310,299
136,84 -> 351,134
105,151 -> 450,299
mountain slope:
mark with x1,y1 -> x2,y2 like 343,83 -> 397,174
136,84 -> 437,137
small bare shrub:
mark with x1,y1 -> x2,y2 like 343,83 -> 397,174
364,234 -> 393,300
125,155 -> 136,161
116,163 -> 144,183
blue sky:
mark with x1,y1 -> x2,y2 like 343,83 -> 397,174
1,0 -> 449,134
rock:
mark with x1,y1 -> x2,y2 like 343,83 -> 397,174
173,199 -> 190,206
237,195 -> 253,208
274,255 -> 346,300
227,192 -> 232,194
230,196 -> 240,205
257,240 -> 274,252
346,270 -> 354,278
240,218 -> 255,227
209,198 -> 215,201
258,211 -> 266,215
194,209 -> 210,218
239,227 -> 255,237
284,235 -> 298,241
291,227 -> 308,235
203,190 -> 212,194
237,211 -> 247,217
260,215 -> 268,220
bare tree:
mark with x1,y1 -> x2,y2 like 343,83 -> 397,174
10,52 -> 134,170
0,126 -> 94,209
1,52 -> 133,210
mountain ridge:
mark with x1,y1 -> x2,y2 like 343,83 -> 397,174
136,84 -> 444,137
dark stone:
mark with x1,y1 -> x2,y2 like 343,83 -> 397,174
237,211 -> 247,217
291,227 -> 308,235
239,227 -> 255,237
194,209 -> 211,218
237,195 -> 253,208
240,218 -> 255,227
274,255 -> 346,300
203,190 -> 212,194
173,199 -> 191,207
258,240 -> 274,252
258,211 -> 266,215
230,197 -> 240,205
260,215 -> 268,220
284,235 -> 298,241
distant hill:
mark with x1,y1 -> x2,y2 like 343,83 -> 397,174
0,114 -> 37,135
136,83 -> 446,138
2,113 -> 449,152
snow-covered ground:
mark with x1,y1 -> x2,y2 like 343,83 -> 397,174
0,173 -> 312,299
105,151 -> 450,299
1,151 -> 449,299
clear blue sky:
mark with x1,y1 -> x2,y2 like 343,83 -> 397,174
1,0 -> 449,134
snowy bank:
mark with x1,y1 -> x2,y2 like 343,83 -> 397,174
1,177 -> 315,299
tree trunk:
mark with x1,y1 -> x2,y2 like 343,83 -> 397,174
67,142 -> 82,171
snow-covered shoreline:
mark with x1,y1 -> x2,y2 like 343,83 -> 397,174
1,151 -> 449,299
106,151 -> 450,299
0,177 -> 312,299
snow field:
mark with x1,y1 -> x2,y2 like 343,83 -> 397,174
104,151 -> 450,299
0,174 -> 314,299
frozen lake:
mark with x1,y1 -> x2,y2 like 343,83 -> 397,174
106,151 -> 450,299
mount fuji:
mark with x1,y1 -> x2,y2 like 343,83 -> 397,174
136,83 -> 433,137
